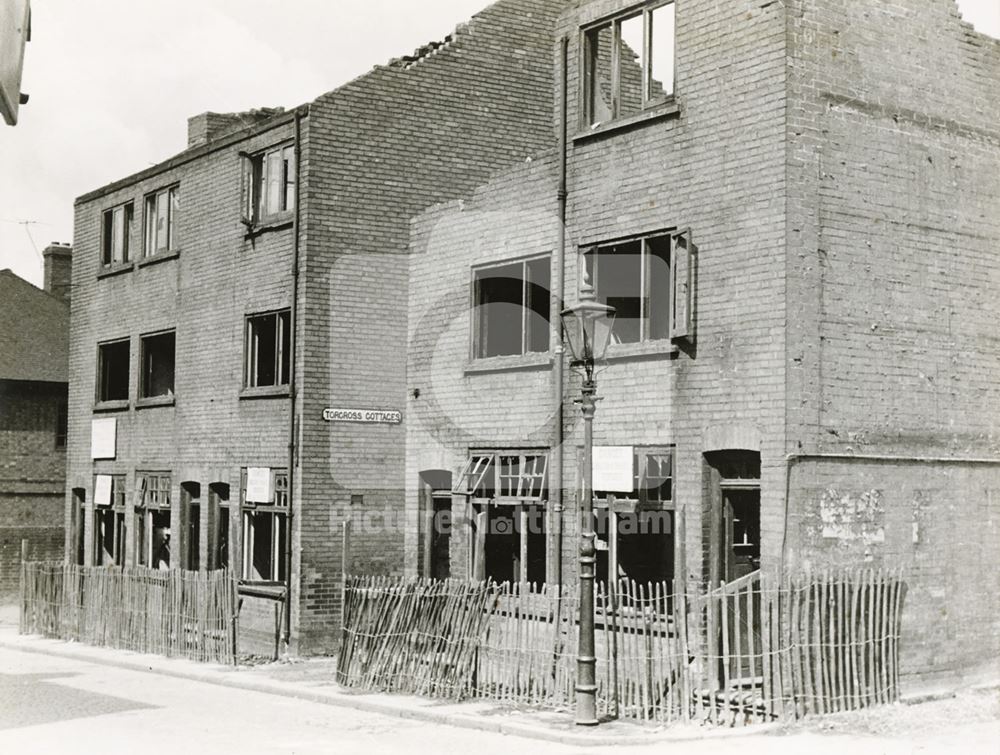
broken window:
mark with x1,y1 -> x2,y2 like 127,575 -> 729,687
101,202 -> 133,266
137,472 -> 171,570
243,144 -> 295,224
245,310 -> 291,388
473,256 -> 551,359
585,229 -> 693,345
143,185 -> 179,257
140,330 -> 175,399
97,339 -> 130,403
582,1 -> 675,129
95,474 -> 127,567
455,451 -> 549,584
241,469 -> 288,582
593,447 -> 675,589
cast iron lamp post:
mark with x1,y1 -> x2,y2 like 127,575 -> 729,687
561,268 -> 615,726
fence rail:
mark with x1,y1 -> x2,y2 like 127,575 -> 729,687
338,568 -> 906,726
20,562 -> 239,665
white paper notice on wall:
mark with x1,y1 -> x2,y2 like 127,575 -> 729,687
245,467 -> 273,503
94,474 -> 112,506
91,417 -> 117,460
592,446 -> 634,492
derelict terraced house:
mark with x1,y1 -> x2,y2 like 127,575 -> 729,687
65,0 -> 568,655
406,0 -> 1000,693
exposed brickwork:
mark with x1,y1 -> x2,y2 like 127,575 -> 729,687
68,0 -> 569,655
407,0 -> 1000,694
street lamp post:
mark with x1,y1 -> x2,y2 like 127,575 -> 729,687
561,267 -> 615,727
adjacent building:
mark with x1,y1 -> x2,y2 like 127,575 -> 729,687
0,244 -> 71,599
66,0 -> 568,654
406,0 -> 1000,695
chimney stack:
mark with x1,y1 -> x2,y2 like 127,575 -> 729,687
43,242 -> 72,302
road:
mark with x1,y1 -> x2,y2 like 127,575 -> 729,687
0,646 -> 995,755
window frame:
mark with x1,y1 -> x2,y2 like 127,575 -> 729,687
94,474 -> 128,567
584,227 -> 693,346
240,468 -> 288,583
136,472 -> 172,570
592,445 -> 675,511
453,450 -> 550,504
96,337 -> 131,405
244,309 -> 291,389
580,0 -> 676,130
242,142 -> 296,226
142,184 -> 179,258
139,329 -> 176,400
101,201 -> 134,267
470,253 -> 552,361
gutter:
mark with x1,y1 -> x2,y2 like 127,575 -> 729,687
552,36 -> 569,589
283,105 -> 307,650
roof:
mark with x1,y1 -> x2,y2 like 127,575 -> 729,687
0,269 -> 69,383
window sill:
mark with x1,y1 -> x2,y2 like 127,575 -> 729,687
238,581 -> 287,600
464,353 -> 553,376
604,340 -> 678,362
244,214 -> 294,239
93,400 -> 129,413
97,262 -> 135,279
138,249 -> 180,268
136,395 -> 175,409
573,100 -> 681,144
239,385 -> 291,400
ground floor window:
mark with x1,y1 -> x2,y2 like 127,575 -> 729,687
456,450 -> 549,585
209,483 -> 230,571
137,472 -> 171,570
94,474 -> 126,566
241,469 -> 288,582
181,482 -> 200,571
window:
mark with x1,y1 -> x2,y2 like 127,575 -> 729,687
455,451 -> 548,585
137,473 -> 171,570
245,310 -> 291,388
140,330 -> 176,399
473,256 -> 551,359
101,202 -> 133,266
55,401 -> 67,448
585,229 -> 693,345
95,475 -> 127,567
241,469 -> 288,582
582,1 -> 675,129
593,446 -> 675,589
97,339 -> 130,403
243,144 -> 295,224
143,185 -> 179,257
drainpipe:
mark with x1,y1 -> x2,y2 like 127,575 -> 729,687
779,450 -> 1000,580
283,106 -> 305,650
552,36 -> 569,589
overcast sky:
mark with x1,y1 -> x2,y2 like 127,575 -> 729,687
2,0 -> 998,288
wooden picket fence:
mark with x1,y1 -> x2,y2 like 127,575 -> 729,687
338,568 -> 906,726
20,562 -> 239,665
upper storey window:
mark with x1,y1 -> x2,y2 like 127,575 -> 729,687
143,185 -> 179,257
101,202 -> 133,267
472,255 -> 551,359
243,144 -> 295,226
582,1 -> 675,129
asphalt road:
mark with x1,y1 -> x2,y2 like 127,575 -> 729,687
0,646 -> 995,755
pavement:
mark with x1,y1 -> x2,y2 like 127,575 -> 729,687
1,604 -> 997,753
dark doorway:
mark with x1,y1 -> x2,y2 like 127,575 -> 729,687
430,496 -> 451,580
419,470 -> 452,580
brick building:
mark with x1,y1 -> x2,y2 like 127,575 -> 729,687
0,244 -> 71,599
406,0 -> 1000,694
66,0 -> 568,654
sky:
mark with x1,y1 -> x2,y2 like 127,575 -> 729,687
1,0 -> 998,288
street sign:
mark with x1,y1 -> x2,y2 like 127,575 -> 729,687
322,408 -> 402,425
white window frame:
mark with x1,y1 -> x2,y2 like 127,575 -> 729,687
241,469 -> 288,583
143,185 -> 179,257
101,202 -> 133,266
471,254 -> 552,360
244,309 -> 291,388
242,143 -> 295,225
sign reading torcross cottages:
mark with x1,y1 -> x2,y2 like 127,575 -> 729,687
322,408 -> 403,425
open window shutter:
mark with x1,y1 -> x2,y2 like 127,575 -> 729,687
134,477 -> 148,510
239,154 -> 254,225
671,229 -> 694,340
